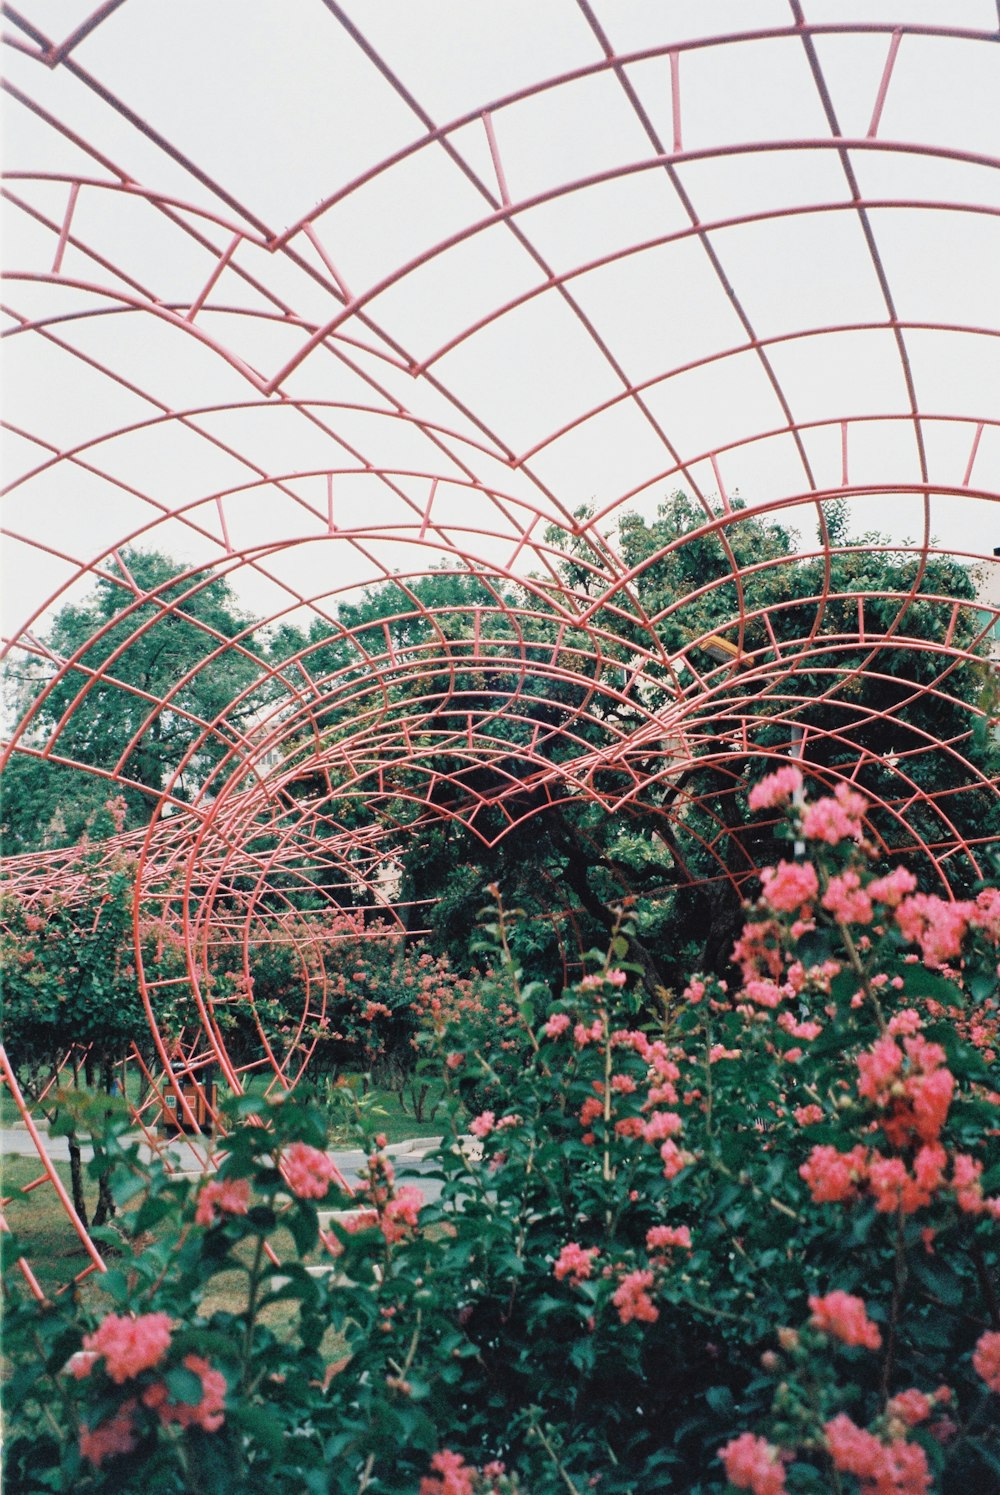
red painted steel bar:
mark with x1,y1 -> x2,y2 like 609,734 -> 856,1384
1,3 -> 997,1289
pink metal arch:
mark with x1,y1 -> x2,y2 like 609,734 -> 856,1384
2,2 -> 998,1286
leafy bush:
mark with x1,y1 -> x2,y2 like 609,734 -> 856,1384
4,773 -> 999,1493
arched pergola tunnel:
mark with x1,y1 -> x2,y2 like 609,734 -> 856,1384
2,3 -> 998,1290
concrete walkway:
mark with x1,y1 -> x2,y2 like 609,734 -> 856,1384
2,1126 -> 448,1206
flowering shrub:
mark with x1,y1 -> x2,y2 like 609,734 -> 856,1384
4,771 -> 999,1492
203,912 -> 479,1085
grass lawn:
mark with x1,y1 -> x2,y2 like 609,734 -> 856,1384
2,1154 -> 100,1298
1,1073 -> 456,1311
2,1154 -> 353,1384
328,1074 -> 453,1147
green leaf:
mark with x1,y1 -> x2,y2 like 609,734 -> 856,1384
705,1385 -> 735,1416
110,1169 -> 147,1208
230,1401 -> 286,1456
97,1267 -> 130,1306
164,1364 -> 205,1404
911,1255 -> 966,1308
288,1204 -> 320,1256
968,1438 -> 1000,1481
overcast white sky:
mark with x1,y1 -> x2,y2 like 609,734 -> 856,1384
2,0 -> 999,643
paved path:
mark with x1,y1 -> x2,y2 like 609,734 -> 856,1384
2,1127 -> 448,1206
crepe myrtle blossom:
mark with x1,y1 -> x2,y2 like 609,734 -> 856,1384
642,1110 -> 683,1143
760,861 -> 818,915
856,1033 -> 955,1146
808,1291 -> 882,1350
380,1185 -> 423,1244
645,1224 -> 691,1252
732,919 -> 784,983
821,869 -> 873,925
419,1448 -> 476,1495
799,1144 -> 868,1204
82,1312 -> 172,1384
748,765 -> 803,812
553,1241 -> 599,1285
800,782 -> 868,845
886,1390 -> 932,1428
142,1354 -> 226,1432
973,1330 -> 1000,1392
824,1414 -> 931,1495
718,1432 -> 789,1495
612,1269 -> 658,1325
194,1175 -> 251,1228
79,1401 -> 139,1468
282,1141 -> 340,1200
744,978 -> 784,1009
868,866 -> 917,908
895,893 -> 976,970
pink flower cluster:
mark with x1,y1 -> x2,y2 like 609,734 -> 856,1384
800,1139 -> 997,1218
612,1268 -> 658,1324
895,893 -> 974,969
800,783 -> 868,845
82,1311 -> 172,1384
973,1329 -> 1000,1392
856,1032 -> 954,1146
821,869 -> 873,925
543,1011 -> 571,1038
777,1013 -> 822,1042
645,1224 -> 691,1252
867,867 -> 917,908
194,1175 -> 250,1228
658,1138 -> 691,1178
733,919 -> 784,984
283,1141 -> 340,1200
808,1291 -> 881,1350
420,1449 -> 476,1495
553,1241 -> 599,1285
744,978 -> 785,1010
79,1401 -> 139,1467
972,886 -> 1000,942
469,1110 -> 495,1138
142,1353 -> 226,1432
718,1432 -> 788,1495
824,1414 -> 931,1495
748,766 -> 803,812
380,1184 -> 423,1245
885,1389 -> 936,1428
642,1110 -> 683,1143
760,861 -> 818,915
71,1314 -> 227,1466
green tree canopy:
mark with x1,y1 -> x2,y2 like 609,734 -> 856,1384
2,551 -> 265,851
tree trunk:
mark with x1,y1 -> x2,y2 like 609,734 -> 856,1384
694,754 -> 766,976
549,810 -> 668,999
92,1170 -> 116,1228
91,1054 -> 117,1228
67,1132 -> 88,1227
